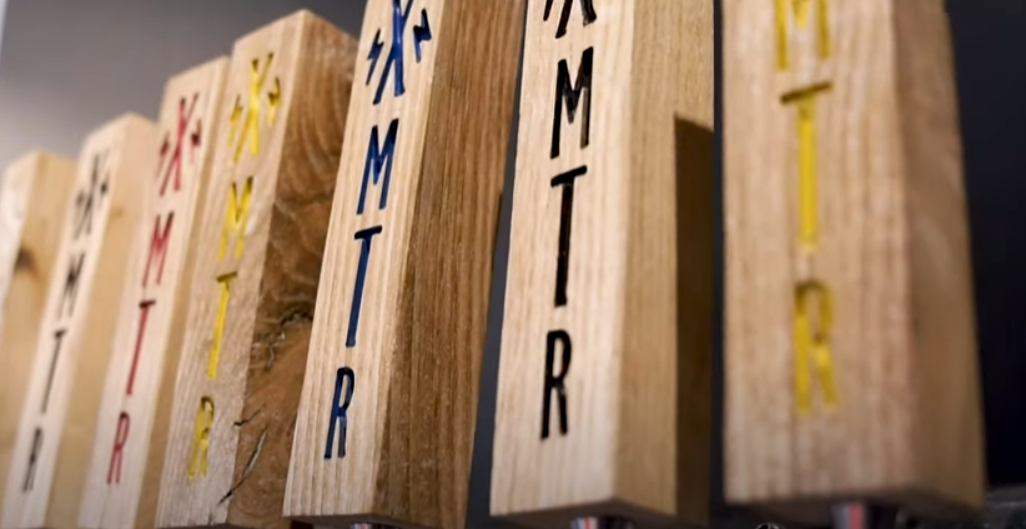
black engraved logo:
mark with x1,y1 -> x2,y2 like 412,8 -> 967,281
544,0 -> 597,39
73,152 -> 110,240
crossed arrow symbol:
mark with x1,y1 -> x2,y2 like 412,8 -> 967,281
158,93 -> 202,196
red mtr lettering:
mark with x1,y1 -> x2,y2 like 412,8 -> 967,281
143,212 -> 175,288
107,412 -> 130,484
125,210 -> 174,395
125,299 -> 156,395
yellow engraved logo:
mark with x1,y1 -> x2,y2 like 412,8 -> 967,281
228,53 -> 282,163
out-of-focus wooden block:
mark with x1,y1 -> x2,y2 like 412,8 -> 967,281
489,1 -> 714,528
724,0 -> 982,523
155,11 -> 356,529
78,57 -> 228,529
0,154 -> 64,333
0,115 -> 159,529
283,1 -> 524,528
0,162 -> 33,320
0,152 -> 76,511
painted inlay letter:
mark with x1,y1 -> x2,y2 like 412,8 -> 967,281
219,178 -> 254,261
188,397 -> 215,479
323,367 -> 355,460
57,252 -> 85,318
775,0 -> 831,71
551,48 -> 593,159
541,330 -> 572,439
793,280 -> 838,413
143,212 -> 175,287
23,428 -> 43,491
551,166 -> 587,307
346,226 -> 383,348
207,272 -> 237,379
106,412 -> 131,484
357,120 -> 399,215
781,81 -> 831,251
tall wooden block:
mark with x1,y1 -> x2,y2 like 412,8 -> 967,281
0,115 -> 159,529
0,154 -> 71,332
155,11 -> 356,529
724,0 -> 981,523
489,1 -> 714,528
79,57 -> 228,529
0,153 -> 76,506
283,1 -> 524,528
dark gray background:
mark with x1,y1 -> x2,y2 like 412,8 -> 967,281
0,1 -> 1023,526
948,0 -> 1026,489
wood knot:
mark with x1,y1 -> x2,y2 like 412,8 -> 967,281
14,247 -> 36,274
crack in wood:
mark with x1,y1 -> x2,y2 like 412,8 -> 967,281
252,305 -> 314,370
218,427 -> 268,505
233,407 -> 263,427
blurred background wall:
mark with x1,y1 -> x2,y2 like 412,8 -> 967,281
0,0 -> 367,172
0,0 -> 8,71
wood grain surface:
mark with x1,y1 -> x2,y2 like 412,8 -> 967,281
489,1 -> 714,528
0,115 -> 159,529
283,1 -> 524,529
723,0 -> 983,523
155,11 -> 355,529
79,57 -> 228,529
0,152 -> 76,518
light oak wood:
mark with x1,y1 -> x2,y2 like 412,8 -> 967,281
489,1 -> 713,528
155,11 -> 356,529
0,115 -> 159,529
283,1 -> 524,528
79,57 -> 228,529
0,153 -> 76,514
724,0 -> 982,523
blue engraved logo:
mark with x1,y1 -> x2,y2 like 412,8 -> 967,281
366,0 -> 433,105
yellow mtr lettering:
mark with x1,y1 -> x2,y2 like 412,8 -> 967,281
219,177 -> 254,261
188,397 -> 215,479
191,114 -> 259,483
775,0 -> 831,71
794,280 -> 839,414
782,82 -> 837,414
207,272 -> 237,380
782,82 -> 831,252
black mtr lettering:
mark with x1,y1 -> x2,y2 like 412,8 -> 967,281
541,330 -> 572,438
551,47 -> 594,159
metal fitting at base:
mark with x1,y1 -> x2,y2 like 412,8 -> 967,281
351,523 -> 402,529
832,501 -> 901,529
570,516 -> 635,529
